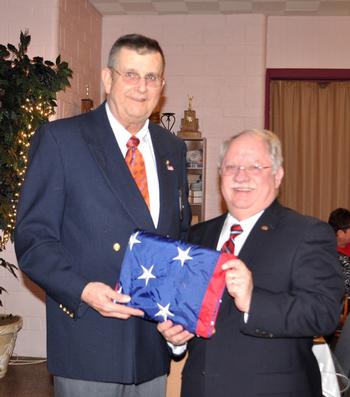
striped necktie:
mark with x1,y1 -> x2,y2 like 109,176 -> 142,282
221,224 -> 243,255
125,136 -> 150,209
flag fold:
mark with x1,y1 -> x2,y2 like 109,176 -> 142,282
118,231 -> 233,338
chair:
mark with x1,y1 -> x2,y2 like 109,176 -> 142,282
340,295 -> 349,328
335,295 -> 349,338
334,315 -> 350,395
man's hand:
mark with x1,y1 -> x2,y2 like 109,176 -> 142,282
222,259 -> 253,313
81,282 -> 144,319
157,320 -> 194,345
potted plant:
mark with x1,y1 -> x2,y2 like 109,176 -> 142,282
0,259 -> 21,378
0,30 -> 72,378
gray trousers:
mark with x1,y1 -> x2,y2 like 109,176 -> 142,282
54,375 -> 167,397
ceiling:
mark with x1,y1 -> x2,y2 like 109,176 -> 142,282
88,0 -> 350,16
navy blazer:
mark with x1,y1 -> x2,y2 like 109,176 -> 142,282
182,201 -> 343,397
15,103 -> 191,383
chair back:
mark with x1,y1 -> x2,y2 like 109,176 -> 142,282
334,314 -> 350,379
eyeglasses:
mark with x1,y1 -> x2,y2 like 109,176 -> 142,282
110,68 -> 164,88
220,164 -> 272,176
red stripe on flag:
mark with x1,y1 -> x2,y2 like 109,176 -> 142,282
196,252 -> 235,338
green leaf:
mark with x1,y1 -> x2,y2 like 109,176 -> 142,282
33,56 -> 43,64
20,30 -> 31,49
60,61 -> 69,69
0,31 -> 72,297
0,45 -> 10,58
7,44 -> 18,53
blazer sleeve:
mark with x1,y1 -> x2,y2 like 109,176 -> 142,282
241,219 -> 344,338
14,124 -> 88,313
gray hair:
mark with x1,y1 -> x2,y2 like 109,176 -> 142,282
219,129 -> 283,173
107,33 -> 165,72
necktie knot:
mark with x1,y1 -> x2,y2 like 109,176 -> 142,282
221,223 -> 243,255
126,136 -> 140,149
230,224 -> 243,236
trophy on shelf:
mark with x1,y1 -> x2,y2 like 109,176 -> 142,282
177,95 -> 201,139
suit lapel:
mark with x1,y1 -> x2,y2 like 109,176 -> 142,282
81,104 -> 155,231
190,214 -> 227,250
220,202 -> 283,314
239,200 -> 283,268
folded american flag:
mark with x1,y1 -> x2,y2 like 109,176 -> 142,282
118,231 -> 233,338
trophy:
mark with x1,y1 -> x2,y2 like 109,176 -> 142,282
177,95 -> 201,138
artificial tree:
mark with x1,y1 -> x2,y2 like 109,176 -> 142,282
0,30 -> 72,306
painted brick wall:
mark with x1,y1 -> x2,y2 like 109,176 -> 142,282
0,0 -> 59,60
267,16 -> 350,68
57,0 -> 102,117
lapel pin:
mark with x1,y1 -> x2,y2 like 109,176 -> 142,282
166,160 -> 174,171
261,225 -> 270,231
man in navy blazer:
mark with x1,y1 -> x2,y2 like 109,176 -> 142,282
15,34 -> 191,397
159,129 -> 343,397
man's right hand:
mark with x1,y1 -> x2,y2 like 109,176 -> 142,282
81,282 -> 144,319
157,320 -> 194,345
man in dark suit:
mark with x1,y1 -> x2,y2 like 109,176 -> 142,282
159,129 -> 343,397
15,34 -> 191,397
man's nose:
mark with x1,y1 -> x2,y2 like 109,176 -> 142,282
136,77 -> 147,91
234,167 -> 250,181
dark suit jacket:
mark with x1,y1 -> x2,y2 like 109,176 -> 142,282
182,201 -> 343,397
14,103 -> 191,384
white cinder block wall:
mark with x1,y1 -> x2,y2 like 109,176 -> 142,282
267,16 -> 350,69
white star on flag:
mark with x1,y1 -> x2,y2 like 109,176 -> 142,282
155,303 -> 174,321
129,231 -> 141,250
172,247 -> 193,267
137,265 -> 156,286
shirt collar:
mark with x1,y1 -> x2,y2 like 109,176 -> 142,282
226,210 -> 265,235
105,102 -> 150,146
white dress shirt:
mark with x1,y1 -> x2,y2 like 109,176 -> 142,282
217,210 -> 265,322
216,210 -> 265,254
105,103 -> 160,227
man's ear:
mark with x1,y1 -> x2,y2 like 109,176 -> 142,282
101,68 -> 112,95
274,167 -> 284,189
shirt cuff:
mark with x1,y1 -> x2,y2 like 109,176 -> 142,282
167,342 -> 187,356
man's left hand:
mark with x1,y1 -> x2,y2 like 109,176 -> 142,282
222,259 -> 253,313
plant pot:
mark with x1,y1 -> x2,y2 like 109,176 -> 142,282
0,315 -> 23,378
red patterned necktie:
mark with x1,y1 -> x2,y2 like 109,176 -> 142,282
125,136 -> 150,209
221,224 -> 243,255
